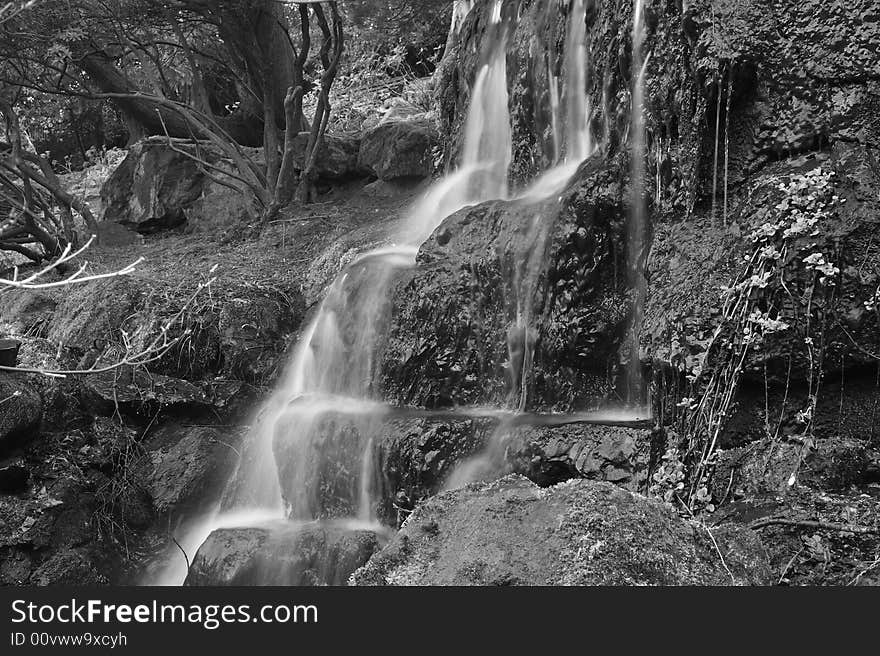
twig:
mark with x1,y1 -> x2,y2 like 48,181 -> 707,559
676,494 -> 736,584
0,235 -> 142,290
170,533 -> 191,572
778,546 -> 805,584
850,553 -> 880,586
0,274 -> 216,377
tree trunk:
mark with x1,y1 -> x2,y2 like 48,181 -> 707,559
79,52 -> 263,146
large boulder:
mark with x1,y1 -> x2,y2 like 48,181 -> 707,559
184,523 -> 380,586
100,139 -> 266,233
290,132 -> 363,179
101,140 -> 205,233
45,275 -> 303,385
352,475 -> 771,586
381,157 -> 631,411
0,374 -> 42,454
358,115 -> 438,181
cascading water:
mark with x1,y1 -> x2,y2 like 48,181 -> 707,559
446,0 -> 597,490
148,0 -> 512,586
626,0 -> 649,406
562,0 -> 592,163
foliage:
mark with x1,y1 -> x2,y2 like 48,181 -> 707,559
667,164 -> 847,512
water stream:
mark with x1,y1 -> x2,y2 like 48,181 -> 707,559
445,0 -> 599,489
149,0 -> 652,584
149,0 -> 512,586
626,0 -> 649,405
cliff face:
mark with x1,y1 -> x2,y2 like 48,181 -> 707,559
428,0 -> 880,404
379,0 -> 880,585
440,0 -> 880,200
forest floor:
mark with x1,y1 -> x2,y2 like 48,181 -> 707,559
83,179 -> 426,307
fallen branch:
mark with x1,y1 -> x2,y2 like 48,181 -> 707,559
749,517 -> 880,535
0,235 -> 142,291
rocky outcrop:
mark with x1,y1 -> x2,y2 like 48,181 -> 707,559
353,475 -> 771,585
145,425 -> 244,517
442,0 -> 880,194
42,275 -> 302,385
358,115 -> 438,181
507,423 -> 655,489
381,157 -> 632,411
185,523 -> 380,586
644,144 -> 880,386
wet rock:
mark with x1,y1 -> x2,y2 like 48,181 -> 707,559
358,115 -> 438,181
290,132 -> 363,179
0,374 -> 42,454
270,409 -> 492,523
443,0 -> 880,188
377,417 -> 493,523
185,523 -> 380,586
353,475 -> 770,585
382,157 -> 630,411
507,423 -> 655,490
0,461 -> 29,493
272,411 -> 366,520
146,425 -> 243,517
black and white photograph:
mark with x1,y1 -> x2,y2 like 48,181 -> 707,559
0,0 -> 878,628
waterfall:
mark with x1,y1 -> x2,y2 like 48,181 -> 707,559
626,0 -> 649,407
447,0 -> 596,490
522,0 -> 592,201
460,1 -> 512,201
148,1 -> 513,586
563,0 -> 592,163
